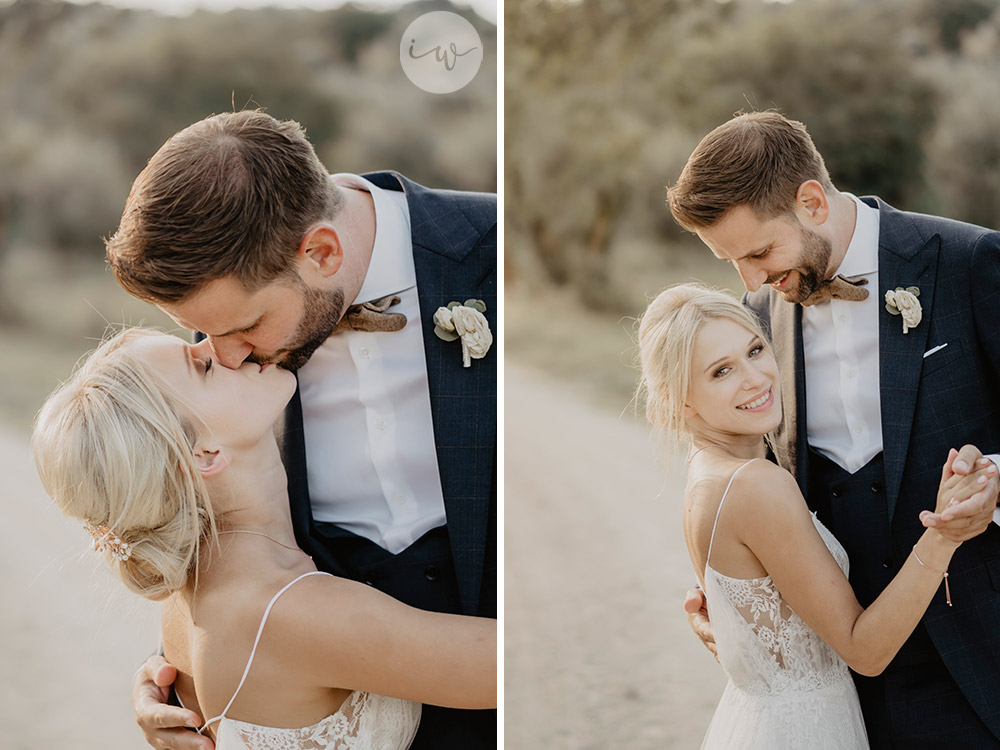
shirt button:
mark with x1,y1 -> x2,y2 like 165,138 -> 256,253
375,418 -> 386,430
393,494 -> 405,505
360,347 -> 371,359
855,424 -> 863,434
839,314 -> 847,323
848,369 -> 856,378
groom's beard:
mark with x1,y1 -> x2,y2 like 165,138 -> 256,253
773,226 -> 833,304
252,287 -> 346,372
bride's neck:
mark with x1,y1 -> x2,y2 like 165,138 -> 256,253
188,439 -> 302,589
688,432 -> 768,462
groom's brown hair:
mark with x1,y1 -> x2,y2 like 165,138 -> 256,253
667,111 -> 833,232
106,110 -> 343,303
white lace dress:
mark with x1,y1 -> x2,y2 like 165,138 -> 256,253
190,571 -> 421,750
700,461 -> 869,749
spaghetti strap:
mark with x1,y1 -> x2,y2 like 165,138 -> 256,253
705,459 -> 761,569
200,570 -> 331,733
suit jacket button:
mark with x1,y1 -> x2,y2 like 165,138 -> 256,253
870,481 -> 882,493
831,485 -> 844,498
364,571 -> 381,586
424,565 -> 440,582
882,558 -> 892,569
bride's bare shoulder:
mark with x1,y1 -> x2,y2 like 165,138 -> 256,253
686,457 -> 799,515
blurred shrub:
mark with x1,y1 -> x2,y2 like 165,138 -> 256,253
506,0 -> 1000,311
0,0 -> 496,260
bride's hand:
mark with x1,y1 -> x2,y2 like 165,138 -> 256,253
684,588 -> 718,661
133,654 -> 213,750
920,446 -> 999,544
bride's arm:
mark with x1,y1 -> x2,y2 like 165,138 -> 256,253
727,455 -> 992,677
262,575 -> 496,709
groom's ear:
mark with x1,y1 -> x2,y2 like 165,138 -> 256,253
193,446 -> 231,478
795,180 -> 830,226
298,223 -> 344,280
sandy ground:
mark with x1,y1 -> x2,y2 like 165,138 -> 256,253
505,364 -> 725,749
0,423 -> 161,749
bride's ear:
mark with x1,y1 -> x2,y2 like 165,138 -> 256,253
193,446 -> 231,478
682,402 -> 698,418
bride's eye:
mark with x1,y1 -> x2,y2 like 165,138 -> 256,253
748,343 -> 763,358
714,366 -> 731,378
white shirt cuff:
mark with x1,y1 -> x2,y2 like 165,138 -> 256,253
987,454 -> 1000,527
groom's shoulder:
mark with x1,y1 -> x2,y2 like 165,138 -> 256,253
363,171 -> 496,234
742,287 -> 777,335
869,196 -> 1000,251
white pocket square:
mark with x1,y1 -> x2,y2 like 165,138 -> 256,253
923,343 -> 948,359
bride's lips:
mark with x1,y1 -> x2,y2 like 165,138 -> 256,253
737,388 -> 773,412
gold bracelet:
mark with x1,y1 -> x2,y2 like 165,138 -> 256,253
912,545 -> 951,607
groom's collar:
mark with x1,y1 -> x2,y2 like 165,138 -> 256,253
330,173 -> 415,304
831,193 -> 879,279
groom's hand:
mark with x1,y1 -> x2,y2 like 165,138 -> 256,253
921,445 -> 999,544
684,587 -> 718,660
133,654 -> 214,750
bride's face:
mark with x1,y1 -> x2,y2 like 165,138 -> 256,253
129,333 -> 297,451
683,318 -> 782,438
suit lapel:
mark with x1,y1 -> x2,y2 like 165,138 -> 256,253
366,172 -> 497,615
871,198 -> 939,518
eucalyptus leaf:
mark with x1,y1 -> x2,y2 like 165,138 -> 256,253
434,325 -> 460,342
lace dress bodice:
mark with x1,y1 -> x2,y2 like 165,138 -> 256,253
195,572 -> 421,750
699,460 -> 868,749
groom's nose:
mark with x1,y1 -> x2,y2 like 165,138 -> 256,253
733,260 -> 765,292
206,336 -> 254,369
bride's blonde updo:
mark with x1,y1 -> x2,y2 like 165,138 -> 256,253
32,329 -> 218,601
637,283 -> 769,446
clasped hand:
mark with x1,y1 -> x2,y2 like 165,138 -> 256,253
920,445 -> 1000,543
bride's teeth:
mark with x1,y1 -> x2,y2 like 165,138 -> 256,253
738,391 -> 770,410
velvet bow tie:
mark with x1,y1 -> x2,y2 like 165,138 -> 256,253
337,294 -> 407,332
799,274 -> 870,306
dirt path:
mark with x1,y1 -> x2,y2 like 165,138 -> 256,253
505,364 -> 725,749
0,424 -> 160,750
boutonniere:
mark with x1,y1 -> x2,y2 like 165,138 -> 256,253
433,299 -> 493,367
884,286 -> 922,334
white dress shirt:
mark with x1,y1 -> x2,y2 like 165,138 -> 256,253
297,174 -> 447,554
803,194 -> 882,473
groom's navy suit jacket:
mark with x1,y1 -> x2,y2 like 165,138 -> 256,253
746,197 -> 1000,739
281,172 -> 496,747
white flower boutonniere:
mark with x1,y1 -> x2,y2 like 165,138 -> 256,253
884,286 -> 922,334
433,299 -> 493,367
